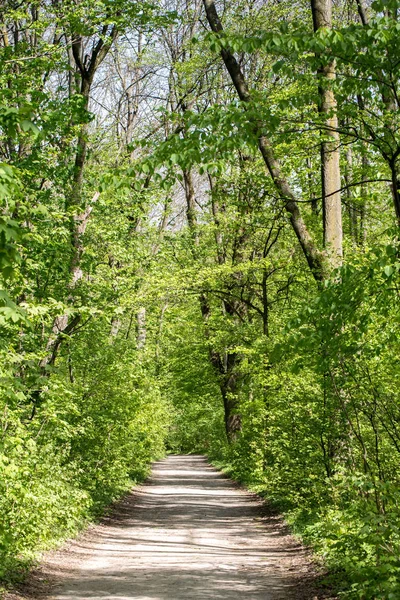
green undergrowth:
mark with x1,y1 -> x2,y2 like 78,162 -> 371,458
0,450 -> 161,590
210,451 -> 400,600
0,334 -> 170,587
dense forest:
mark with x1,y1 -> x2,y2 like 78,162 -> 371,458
1,0 -> 400,597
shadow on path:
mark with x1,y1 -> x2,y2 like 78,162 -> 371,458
47,455 -> 320,600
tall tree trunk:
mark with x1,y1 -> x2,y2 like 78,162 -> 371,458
38,26 -> 118,373
311,0 -> 343,267
165,7 -> 244,441
199,294 -> 241,442
181,169 -> 242,441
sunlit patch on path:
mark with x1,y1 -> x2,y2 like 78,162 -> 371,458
48,455 -> 316,600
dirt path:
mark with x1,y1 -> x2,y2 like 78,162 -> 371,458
14,455 -> 333,600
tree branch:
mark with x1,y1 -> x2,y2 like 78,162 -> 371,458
202,0 -> 327,281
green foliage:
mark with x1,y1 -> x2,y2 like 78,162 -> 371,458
159,301 -> 225,454
0,0 -> 175,581
0,309 -> 170,580
2,1 -> 400,599
199,244 -> 400,599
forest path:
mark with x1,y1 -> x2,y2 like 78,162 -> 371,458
44,455 -> 322,600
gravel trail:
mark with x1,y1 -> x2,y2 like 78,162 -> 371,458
40,455 -> 325,600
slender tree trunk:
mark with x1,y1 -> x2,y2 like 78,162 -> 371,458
390,165 -> 400,225
165,7 -> 245,441
137,307 -> 146,350
155,303 -> 168,370
110,317 -> 121,338
203,0 -> 328,282
183,169 -> 199,245
359,152 -> 368,244
307,157 -> 318,215
180,168 -> 242,441
345,146 -> 358,244
199,294 -> 241,442
355,10 -> 399,227
208,174 -> 225,264
355,0 -> 368,24
220,358 -> 242,440
39,26 -> 118,370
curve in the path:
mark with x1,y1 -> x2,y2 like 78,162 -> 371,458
50,455 -> 311,600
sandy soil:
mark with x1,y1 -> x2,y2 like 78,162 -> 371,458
5,455 -> 335,600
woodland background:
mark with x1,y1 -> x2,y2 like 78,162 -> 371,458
1,0 -> 400,597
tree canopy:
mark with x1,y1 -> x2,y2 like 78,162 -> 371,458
1,0 -> 400,597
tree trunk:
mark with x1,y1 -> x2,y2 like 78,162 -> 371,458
345,146 -> 358,245
311,0 -> 343,267
137,307 -> 146,350
390,165 -> 400,225
208,175 -> 226,265
307,157 -> 318,215
183,169 -> 199,245
199,294 -> 241,442
203,0 -> 328,282
38,26 -> 118,371
359,152 -> 368,244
